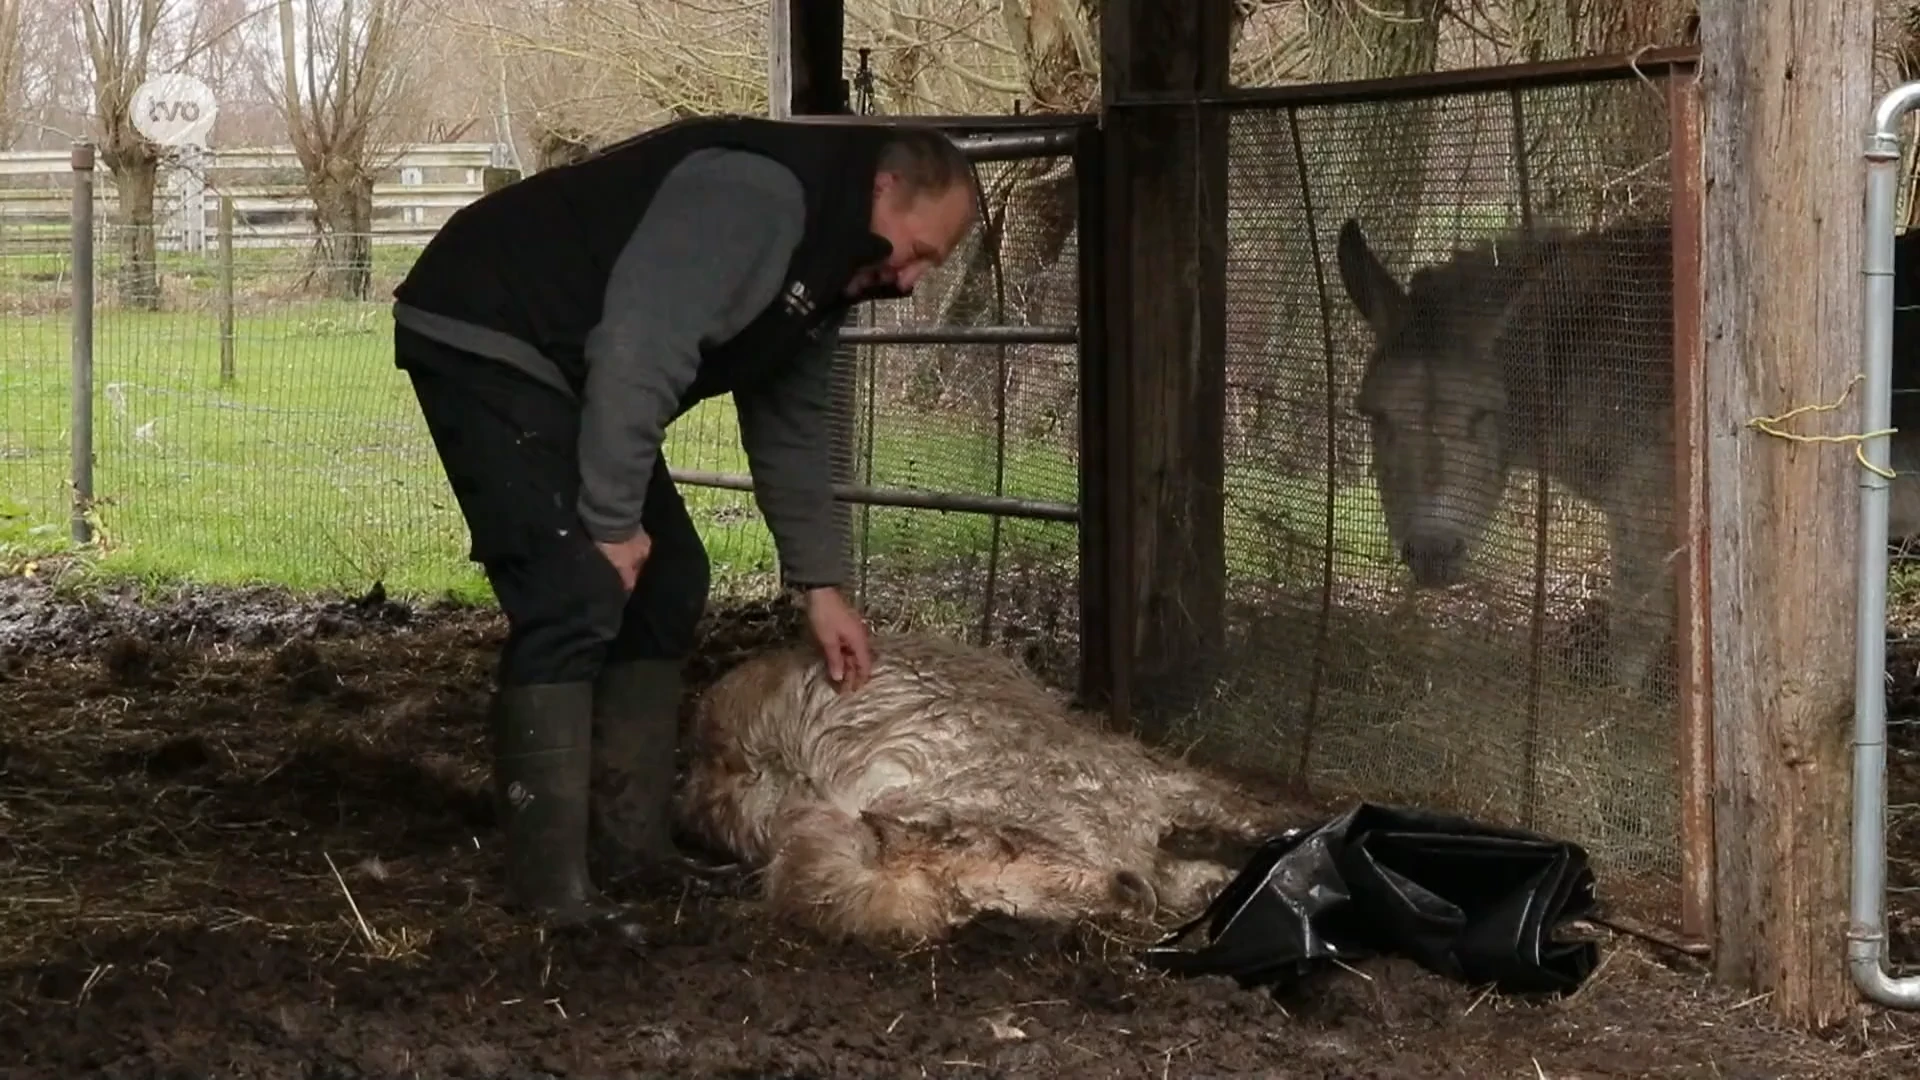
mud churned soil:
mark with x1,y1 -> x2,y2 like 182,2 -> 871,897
0,572 -> 1915,1079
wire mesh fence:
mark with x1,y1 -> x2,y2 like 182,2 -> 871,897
1118,59 -> 1705,933
0,211 -> 74,557
0,126 -> 1093,691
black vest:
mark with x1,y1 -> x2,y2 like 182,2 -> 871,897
393,116 -> 904,406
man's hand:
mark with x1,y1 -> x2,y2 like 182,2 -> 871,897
597,530 -> 652,592
805,586 -> 872,693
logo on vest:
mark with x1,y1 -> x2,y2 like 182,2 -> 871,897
781,280 -> 816,320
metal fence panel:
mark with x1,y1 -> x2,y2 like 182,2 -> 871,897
1107,52 -> 1707,940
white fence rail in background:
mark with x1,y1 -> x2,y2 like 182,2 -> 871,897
0,143 -> 511,252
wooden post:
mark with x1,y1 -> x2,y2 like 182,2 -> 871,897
767,0 -> 848,118
218,196 -> 235,385
768,0 -> 792,119
1699,0 -> 1873,1027
1099,1 -> 1233,739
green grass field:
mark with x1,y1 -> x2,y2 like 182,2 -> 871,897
0,240 -> 1408,611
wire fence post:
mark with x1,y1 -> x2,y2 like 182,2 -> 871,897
219,195 -> 236,385
69,141 -> 95,547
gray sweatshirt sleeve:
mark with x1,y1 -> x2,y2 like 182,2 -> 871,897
735,317 -> 848,588
575,149 -> 806,544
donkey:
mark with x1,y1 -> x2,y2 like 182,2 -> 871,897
1334,216 -> 1920,697
675,632 -> 1293,945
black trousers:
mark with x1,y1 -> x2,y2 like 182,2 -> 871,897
397,325 -> 711,687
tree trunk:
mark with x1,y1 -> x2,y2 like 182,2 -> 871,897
1699,0 -> 1871,1029
1521,0 -> 1695,221
104,152 -> 160,311
916,1 -> 1095,420
309,168 -> 374,301
1300,0 -> 1442,245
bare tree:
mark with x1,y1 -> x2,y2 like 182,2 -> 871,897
1487,0 -> 1694,220
270,0 -> 423,300
77,0 -> 175,310
176,0 -> 280,144
849,2 -> 1270,420
0,0 -> 25,147
1300,0 -> 1444,238
443,0 -> 768,166
0,4 -> 91,149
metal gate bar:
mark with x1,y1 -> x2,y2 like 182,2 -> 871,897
668,467 -> 1078,522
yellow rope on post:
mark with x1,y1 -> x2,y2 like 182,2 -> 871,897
1746,373 -> 1900,480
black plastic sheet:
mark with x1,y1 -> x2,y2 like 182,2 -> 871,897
1138,802 -> 1600,997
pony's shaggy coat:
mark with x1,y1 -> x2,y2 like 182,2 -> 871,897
675,633 -> 1289,943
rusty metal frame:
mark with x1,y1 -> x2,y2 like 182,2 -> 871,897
1106,45 -> 1702,109
1093,45 -> 1712,944
783,112 -> 1095,131
667,468 -> 1078,522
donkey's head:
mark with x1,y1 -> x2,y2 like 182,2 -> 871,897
1335,218 -> 1525,587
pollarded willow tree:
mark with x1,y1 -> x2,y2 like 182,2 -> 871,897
270,0 -> 429,300
76,0 -> 171,310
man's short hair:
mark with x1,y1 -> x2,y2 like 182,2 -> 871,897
876,126 -> 977,204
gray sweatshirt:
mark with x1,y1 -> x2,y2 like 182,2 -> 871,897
392,147 -> 844,588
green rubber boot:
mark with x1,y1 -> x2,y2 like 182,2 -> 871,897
588,658 -> 691,885
488,682 -> 648,944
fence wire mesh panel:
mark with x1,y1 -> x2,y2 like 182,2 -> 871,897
805,133 -> 1086,690
1,127 -> 1091,694
23,216 -> 481,596
0,195 -> 71,551
1160,64 -> 1698,928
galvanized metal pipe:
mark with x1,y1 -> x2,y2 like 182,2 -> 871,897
778,117 -> 1081,161
1851,79 -> 1920,1010
951,129 -> 1078,162
668,468 -> 1079,523
69,142 -> 94,546
838,324 -> 1077,346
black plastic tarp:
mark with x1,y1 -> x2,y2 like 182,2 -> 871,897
1139,801 -> 1601,997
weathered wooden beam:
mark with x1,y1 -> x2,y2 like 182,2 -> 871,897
768,0 -> 848,119
1099,1 -> 1234,738
1698,0 -> 1874,1027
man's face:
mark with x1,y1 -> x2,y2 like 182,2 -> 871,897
850,171 -> 976,297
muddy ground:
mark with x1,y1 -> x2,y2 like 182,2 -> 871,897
2,572 -> 1918,1079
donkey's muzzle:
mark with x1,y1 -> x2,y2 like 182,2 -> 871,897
1401,536 -> 1467,587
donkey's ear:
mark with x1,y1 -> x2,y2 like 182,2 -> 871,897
1335,218 -> 1406,333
